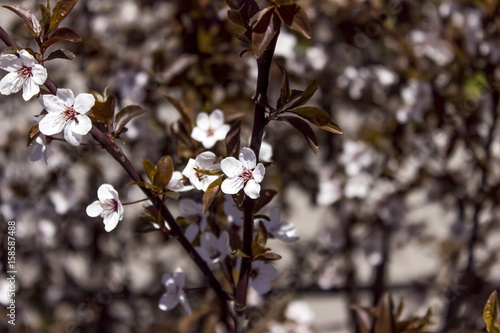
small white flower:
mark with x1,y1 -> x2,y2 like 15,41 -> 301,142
221,147 -> 265,199
39,88 -> 95,146
249,261 -> 277,294
180,199 -> 208,242
86,184 -> 124,232
260,208 -> 299,243
195,231 -> 230,265
166,171 -> 194,192
0,50 -> 47,101
285,300 -> 315,325
191,109 -> 230,148
182,151 -> 221,191
159,268 -> 192,315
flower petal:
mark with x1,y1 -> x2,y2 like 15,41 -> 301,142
221,157 -> 243,178
195,151 -> 216,167
239,147 -> 257,170
159,292 -> 179,311
22,77 -> 40,101
244,179 -> 261,199
221,177 -> 245,195
103,212 -> 120,232
56,88 -> 75,106
0,54 -> 22,71
72,114 -> 92,135
0,72 -> 23,95
252,163 -> 265,183
214,124 -> 230,141
97,184 -> 118,201
190,126 -> 206,143
74,93 -> 95,114
86,201 -> 104,217
209,109 -> 224,129
64,122 -> 82,146
39,113 -> 66,136
18,50 -> 36,67
178,291 -> 193,315
195,112 -> 210,130
40,94 -> 65,113
31,64 -> 47,85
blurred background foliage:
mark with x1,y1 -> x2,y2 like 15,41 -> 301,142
1,0 -> 500,332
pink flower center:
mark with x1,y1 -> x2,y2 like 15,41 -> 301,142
195,170 -> 206,181
102,199 -> 118,213
206,127 -> 215,137
63,106 -> 78,122
20,66 -> 33,78
241,168 -> 253,181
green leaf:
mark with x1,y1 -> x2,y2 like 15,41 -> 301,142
42,27 -> 81,48
277,3 -> 311,39
154,155 -> 174,190
39,3 -> 51,35
141,158 -> 157,183
289,106 -> 342,134
113,105 -> 146,136
233,249 -> 250,258
255,221 -> 268,249
203,177 -> 224,213
27,123 -> 41,147
287,80 -> 318,110
281,116 -> 319,155
225,120 -> 241,158
275,61 -> 291,110
254,252 -> 282,261
3,5 -> 41,38
251,6 -> 281,58
484,291 -> 500,333
44,48 -> 75,61
193,168 -> 222,176
50,0 -> 78,30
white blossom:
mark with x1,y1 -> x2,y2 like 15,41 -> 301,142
166,171 -> 194,192
159,268 -> 192,315
182,151 -> 220,191
191,109 -> 230,148
248,261 -> 277,294
0,50 -> 47,101
221,147 -> 265,199
285,301 -> 315,325
260,208 -> 299,242
195,231 -> 230,265
86,184 -> 124,232
31,135 -> 49,164
39,88 -> 95,146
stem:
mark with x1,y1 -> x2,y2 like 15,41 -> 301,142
234,31 -> 280,332
0,24 -> 231,306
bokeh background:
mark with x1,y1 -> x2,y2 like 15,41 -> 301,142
1,0 -> 500,332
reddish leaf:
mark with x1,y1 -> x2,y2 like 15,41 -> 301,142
254,252 -> 282,261
281,116 -> 319,155
275,61 -> 291,110
484,291 -> 500,333
351,305 -> 374,333
289,106 -> 342,134
251,6 -> 281,58
113,105 -> 146,136
287,80 -> 318,109
154,156 -> 174,190
89,92 -> 115,125
45,48 -> 75,61
42,27 -> 81,48
374,293 -> 396,333
50,0 -> 78,30
39,3 -> 51,35
3,5 -> 41,38
225,120 -> 241,158
141,158 -> 157,184
277,3 -> 311,39
203,177 -> 224,213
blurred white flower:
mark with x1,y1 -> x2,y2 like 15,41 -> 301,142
182,151 -> 220,191
195,231 -> 230,265
339,140 -> 375,176
191,109 -> 230,148
316,168 -> 342,206
180,199 -> 208,242
86,184 -> 124,232
259,140 -> 273,163
224,195 -> 244,228
248,261 -> 277,294
39,88 -> 95,146
260,208 -> 299,242
221,147 -> 265,199
159,268 -> 192,315
0,50 -> 47,101
166,171 -> 194,192
306,46 -> 328,71
31,135 -> 49,164
285,300 -> 315,325
344,172 -> 373,199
